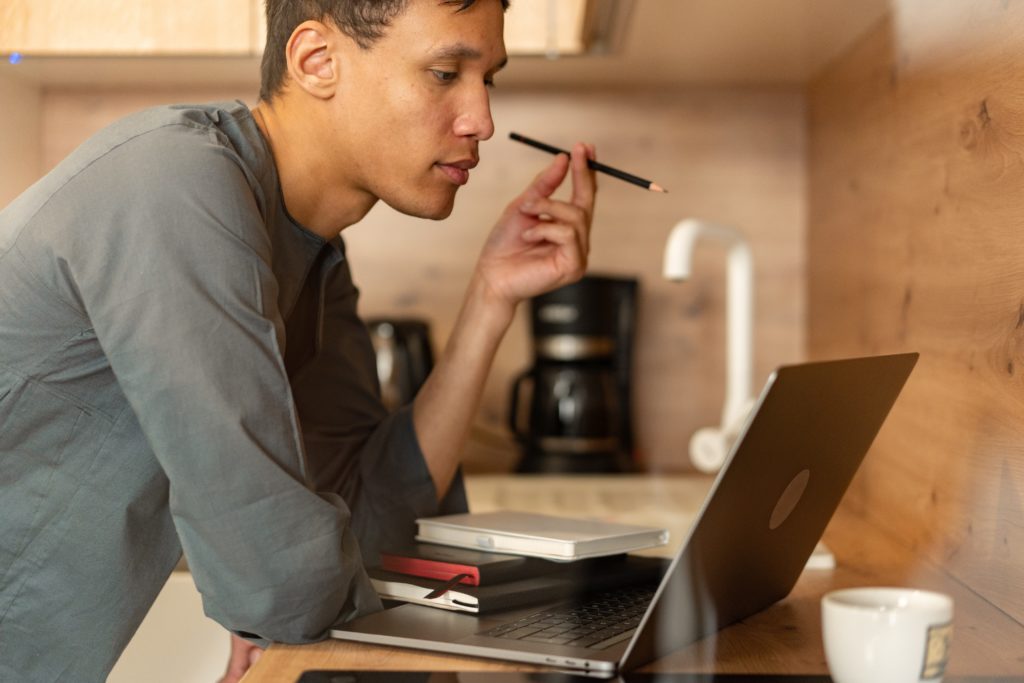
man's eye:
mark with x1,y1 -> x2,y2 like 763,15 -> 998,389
431,70 -> 458,83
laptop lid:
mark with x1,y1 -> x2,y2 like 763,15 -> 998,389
619,352 -> 918,670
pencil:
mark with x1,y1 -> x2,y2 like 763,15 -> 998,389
509,132 -> 667,193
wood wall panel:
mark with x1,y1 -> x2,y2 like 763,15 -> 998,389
808,0 -> 1024,626
0,73 -> 41,207
37,85 -> 805,473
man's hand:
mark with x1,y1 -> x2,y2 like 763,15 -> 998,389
410,142 -> 596,501
474,142 -> 597,316
218,633 -> 262,683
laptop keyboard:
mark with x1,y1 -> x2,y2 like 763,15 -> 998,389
478,584 -> 656,650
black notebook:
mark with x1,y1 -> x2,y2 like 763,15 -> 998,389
368,554 -> 668,614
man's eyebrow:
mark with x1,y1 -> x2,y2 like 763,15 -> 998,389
431,43 -> 481,60
430,43 -> 508,71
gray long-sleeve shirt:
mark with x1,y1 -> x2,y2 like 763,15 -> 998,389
0,101 -> 465,682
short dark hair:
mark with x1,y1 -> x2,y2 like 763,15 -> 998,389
259,0 -> 510,102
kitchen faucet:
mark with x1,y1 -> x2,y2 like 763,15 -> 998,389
663,218 -> 756,473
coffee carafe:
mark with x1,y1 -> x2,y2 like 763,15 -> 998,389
509,275 -> 638,473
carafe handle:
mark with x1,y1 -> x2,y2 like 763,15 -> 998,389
508,370 -> 534,442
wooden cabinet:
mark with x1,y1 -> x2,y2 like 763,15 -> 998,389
0,0 -> 589,60
0,0 -> 255,55
251,0 -> 267,55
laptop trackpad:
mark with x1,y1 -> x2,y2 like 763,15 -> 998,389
337,604 -> 484,642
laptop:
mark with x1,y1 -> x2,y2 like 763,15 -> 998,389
331,352 -> 919,674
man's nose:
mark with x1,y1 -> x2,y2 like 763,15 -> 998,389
453,88 -> 495,141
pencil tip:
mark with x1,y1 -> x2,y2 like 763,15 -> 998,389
650,183 -> 668,193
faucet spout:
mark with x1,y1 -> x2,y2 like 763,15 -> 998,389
663,218 -> 755,471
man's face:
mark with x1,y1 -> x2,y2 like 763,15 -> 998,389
331,0 -> 507,220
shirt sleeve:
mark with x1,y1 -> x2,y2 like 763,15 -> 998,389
45,126 -> 381,643
290,252 -> 469,567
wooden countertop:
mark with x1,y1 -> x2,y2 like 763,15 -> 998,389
241,475 -> 1024,682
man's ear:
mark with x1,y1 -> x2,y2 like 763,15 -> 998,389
285,20 -> 339,99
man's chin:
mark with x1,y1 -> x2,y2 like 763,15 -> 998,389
385,191 -> 457,221
426,202 -> 456,220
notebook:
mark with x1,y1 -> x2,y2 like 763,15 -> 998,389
379,543 -> 557,586
415,511 -> 669,561
369,555 -> 667,613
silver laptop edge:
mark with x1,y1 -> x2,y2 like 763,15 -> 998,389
331,352 -> 919,674
329,629 -> 620,673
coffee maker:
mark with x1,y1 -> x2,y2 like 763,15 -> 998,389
509,275 -> 638,473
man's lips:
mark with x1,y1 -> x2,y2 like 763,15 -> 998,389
436,158 -> 478,186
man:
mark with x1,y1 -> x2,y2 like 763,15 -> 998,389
0,0 -> 596,681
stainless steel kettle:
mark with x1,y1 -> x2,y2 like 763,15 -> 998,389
365,318 -> 435,412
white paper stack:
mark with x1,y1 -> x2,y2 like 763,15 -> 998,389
415,510 -> 669,562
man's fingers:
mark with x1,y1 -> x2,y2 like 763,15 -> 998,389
569,142 -> 597,212
518,197 -> 586,225
219,634 -> 262,683
521,224 -> 588,278
521,153 -> 571,203
522,223 -> 577,245
519,197 -> 590,254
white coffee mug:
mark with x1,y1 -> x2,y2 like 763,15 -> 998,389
822,587 -> 954,683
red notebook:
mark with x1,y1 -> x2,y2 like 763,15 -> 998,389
379,542 -> 558,586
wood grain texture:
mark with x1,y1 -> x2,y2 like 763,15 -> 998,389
808,0 -> 1024,627
0,0 -> 253,55
0,73 -> 42,206
37,86 -> 806,474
